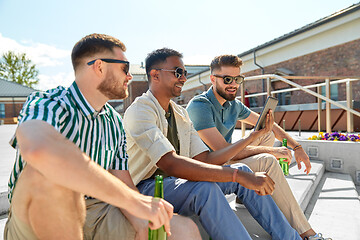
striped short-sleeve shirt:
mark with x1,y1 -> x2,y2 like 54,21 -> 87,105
8,81 -> 128,201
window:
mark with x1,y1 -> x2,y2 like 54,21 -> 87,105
277,92 -> 291,105
321,84 -> 338,102
0,104 -> 5,118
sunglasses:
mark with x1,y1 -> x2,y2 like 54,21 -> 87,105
213,74 -> 244,85
87,58 -> 130,75
155,67 -> 188,79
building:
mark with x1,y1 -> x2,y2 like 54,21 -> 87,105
0,79 -> 35,124
121,64 -> 209,113
181,3 -> 360,132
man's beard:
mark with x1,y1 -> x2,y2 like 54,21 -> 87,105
215,84 -> 237,101
97,76 -> 128,100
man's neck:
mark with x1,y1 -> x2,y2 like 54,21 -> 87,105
75,79 -> 107,112
212,87 -> 227,106
150,89 -> 171,112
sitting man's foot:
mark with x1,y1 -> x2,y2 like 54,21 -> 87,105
235,197 -> 243,207
304,233 -> 332,240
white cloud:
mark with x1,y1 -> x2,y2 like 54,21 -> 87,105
0,33 -> 74,91
37,72 -> 74,91
0,33 -> 70,67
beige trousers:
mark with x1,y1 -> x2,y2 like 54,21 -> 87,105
4,199 -> 135,240
3,206 -> 38,240
236,132 -> 311,234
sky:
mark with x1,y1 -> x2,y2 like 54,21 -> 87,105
0,0 -> 358,90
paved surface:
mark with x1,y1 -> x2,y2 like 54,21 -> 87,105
0,125 -> 16,194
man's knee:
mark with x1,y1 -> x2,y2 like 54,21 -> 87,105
170,215 -> 201,240
12,165 -> 84,218
231,163 -> 253,173
260,153 -> 279,169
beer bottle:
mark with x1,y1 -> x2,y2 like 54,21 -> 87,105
148,175 -> 167,240
279,139 -> 289,176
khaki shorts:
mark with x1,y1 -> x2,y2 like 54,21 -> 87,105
4,199 -> 136,240
84,198 -> 136,240
3,206 -> 38,240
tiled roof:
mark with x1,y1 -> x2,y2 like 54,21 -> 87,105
130,64 -> 146,75
238,3 -> 360,57
0,78 -> 36,97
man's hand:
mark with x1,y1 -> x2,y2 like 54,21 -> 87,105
252,110 -> 274,139
133,195 -> 173,237
236,171 -> 275,196
294,147 -> 311,174
270,147 -> 292,162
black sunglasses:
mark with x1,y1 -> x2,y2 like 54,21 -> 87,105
155,67 -> 188,79
87,58 -> 130,75
213,74 -> 244,85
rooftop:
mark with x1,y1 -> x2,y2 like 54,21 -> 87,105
0,78 -> 35,98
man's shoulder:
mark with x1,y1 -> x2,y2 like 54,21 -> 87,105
26,85 -> 71,106
124,91 -> 158,120
127,91 -> 154,110
187,92 -> 213,109
190,91 -> 211,103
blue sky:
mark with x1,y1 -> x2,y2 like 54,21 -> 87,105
0,0 -> 358,90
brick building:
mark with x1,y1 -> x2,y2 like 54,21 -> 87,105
180,3 -> 360,132
183,3 -> 360,108
0,79 -> 35,124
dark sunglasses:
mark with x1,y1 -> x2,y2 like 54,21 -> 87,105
87,58 -> 130,75
213,74 -> 244,85
155,67 -> 188,79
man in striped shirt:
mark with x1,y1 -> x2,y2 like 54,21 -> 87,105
4,34 -> 200,240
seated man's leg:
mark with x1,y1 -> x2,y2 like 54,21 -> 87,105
217,163 -> 302,240
84,198 -> 136,240
241,153 -> 312,235
248,131 -> 275,147
138,177 -> 252,240
169,215 -> 201,240
5,165 -> 85,240
84,198 -> 201,240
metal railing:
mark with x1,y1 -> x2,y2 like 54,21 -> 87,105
238,74 -> 360,136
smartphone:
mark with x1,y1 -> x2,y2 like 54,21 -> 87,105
254,96 -> 278,131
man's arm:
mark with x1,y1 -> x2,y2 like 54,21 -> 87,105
17,120 -> 173,232
197,127 -> 292,163
242,111 -> 311,174
157,151 -> 274,196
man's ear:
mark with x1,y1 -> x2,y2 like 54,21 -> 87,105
210,74 -> 216,84
150,69 -> 159,82
92,59 -> 104,77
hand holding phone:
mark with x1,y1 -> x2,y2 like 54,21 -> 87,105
254,96 -> 278,131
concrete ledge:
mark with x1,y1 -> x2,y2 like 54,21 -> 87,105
0,192 -> 9,215
298,139 -> 360,184
286,160 -> 325,211
306,172 -> 360,239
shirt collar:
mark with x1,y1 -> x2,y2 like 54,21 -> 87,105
206,86 -> 231,111
68,81 -> 108,119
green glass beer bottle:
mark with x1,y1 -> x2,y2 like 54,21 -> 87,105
148,175 -> 167,240
279,138 -> 289,176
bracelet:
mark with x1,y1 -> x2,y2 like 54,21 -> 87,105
293,144 -> 302,151
232,169 -> 238,182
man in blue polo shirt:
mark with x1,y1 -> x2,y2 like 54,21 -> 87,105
187,54 -> 329,240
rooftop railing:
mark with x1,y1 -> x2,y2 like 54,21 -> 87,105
238,75 -> 360,136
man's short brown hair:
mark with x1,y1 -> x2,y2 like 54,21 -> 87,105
210,55 -> 243,73
71,33 -> 126,72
